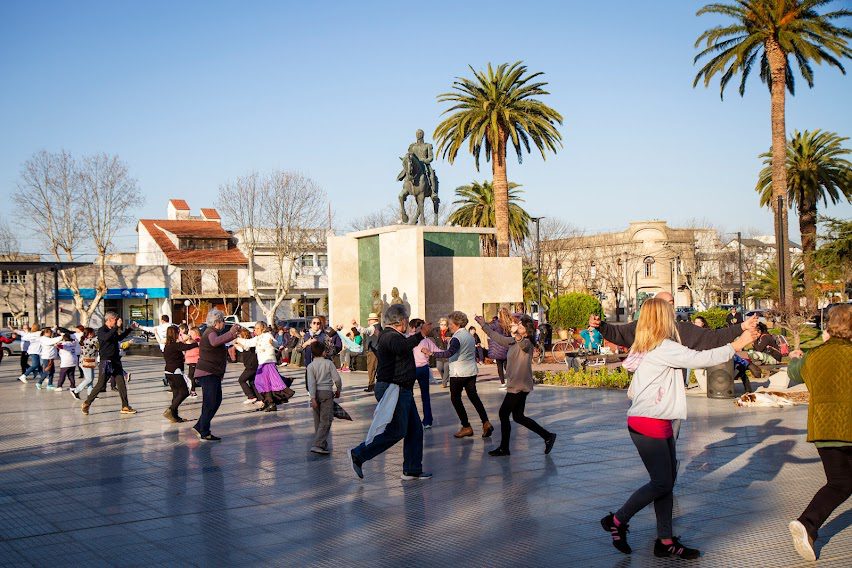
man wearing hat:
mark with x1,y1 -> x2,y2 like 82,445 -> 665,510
355,313 -> 382,392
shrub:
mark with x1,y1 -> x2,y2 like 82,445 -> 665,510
548,292 -> 603,331
691,307 -> 728,329
533,366 -> 631,389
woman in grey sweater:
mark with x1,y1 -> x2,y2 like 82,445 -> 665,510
476,315 -> 556,457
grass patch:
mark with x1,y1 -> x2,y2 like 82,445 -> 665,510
534,367 -> 631,389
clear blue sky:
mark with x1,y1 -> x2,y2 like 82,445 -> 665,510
2,0 -> 850,252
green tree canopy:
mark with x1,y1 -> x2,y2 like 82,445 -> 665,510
435,62 -> 563,257
756,129 -> 852,306
447,180 -> 531,256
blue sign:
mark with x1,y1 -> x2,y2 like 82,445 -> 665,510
56,287 -> 169,301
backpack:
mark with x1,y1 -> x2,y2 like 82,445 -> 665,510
777,334 -> 790,357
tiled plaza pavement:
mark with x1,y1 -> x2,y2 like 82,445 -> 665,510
0,356 -> 849,567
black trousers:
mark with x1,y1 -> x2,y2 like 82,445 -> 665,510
497,391 -> 550,451
20,351 -> 29,374
238,365 -> 258,399
450,376 -> 489,428
799,446 -> 852,540
496,359 -> 507,384
194,375 -> 223,436
85,360 -> 129,408
165,372 -> 189,417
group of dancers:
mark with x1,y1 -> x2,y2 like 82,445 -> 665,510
6,299 -> 849,562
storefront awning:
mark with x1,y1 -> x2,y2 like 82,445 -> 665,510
56,287 -> 169,300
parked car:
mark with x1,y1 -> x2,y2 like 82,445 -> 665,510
745,310 -> 776,326
276,318 -> 310,332
675,307 -> 695,322
1,332 -> 22,357
811,301 -> 852,329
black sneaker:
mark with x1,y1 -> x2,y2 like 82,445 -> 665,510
544,432 -> 557,455
400,472 -> 433,480
350,449 -> 364,479
191,426 -> 202,439
70,390 -> 80,400
488,447 -> 510,457
601,512 -> 631,554
654,537 -> 700,560
200,434 -> 221,442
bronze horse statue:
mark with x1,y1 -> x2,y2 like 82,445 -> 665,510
398,152 -> 438,225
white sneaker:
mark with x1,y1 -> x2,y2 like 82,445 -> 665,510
243,398 -> 257,404
18,374 -> 28,383
310,446 -> 330,455
789,520 -> 816,561
54,387 -> 64,392
499,385 -> 508,390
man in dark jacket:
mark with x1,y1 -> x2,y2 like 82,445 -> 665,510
350,304 -> 433,481
726,306 -> 744,327
590,292 -> 756,351
82,312 -> 137,415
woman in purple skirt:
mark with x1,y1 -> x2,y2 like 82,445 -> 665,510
238,322 -> 294,412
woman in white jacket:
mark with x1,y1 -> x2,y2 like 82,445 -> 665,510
235,322 -> 293,412
601,298 -> 755,560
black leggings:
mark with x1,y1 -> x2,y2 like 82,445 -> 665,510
496,359 -> 507,384
238,365 -> 258,399
799,446 -> 852,540
450,376 -> 489,427
165,372 -> 189,417
497,391 -> 550,451
616,429 -> 677,538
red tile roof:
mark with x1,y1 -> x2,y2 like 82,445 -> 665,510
169,199 -> 190,210
200,208 -> 221,220
138,219 -> 247,266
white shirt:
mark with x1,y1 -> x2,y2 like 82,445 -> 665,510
38,336 -> 63,359
628,339 -> 733,421
237,332 -> 277,365
58,341 -> 81,368
139,322 -> 173,351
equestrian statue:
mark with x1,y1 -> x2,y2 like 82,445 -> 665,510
397,129 -> 440,225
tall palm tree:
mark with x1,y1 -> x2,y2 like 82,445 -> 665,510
693,0 -> 852,307
523,265 -> 554,311
756,129 -> 852,307
434,62 -> 563,257
447,180 -> 531,256
746,259 -> 806,305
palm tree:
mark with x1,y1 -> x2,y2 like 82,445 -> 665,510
434,62 -> 563,257
693,0 -> 852,307
448,180 -> 531,256
523,265 -> 553,312
746,259 -> 806,305
756,129 -> 852,307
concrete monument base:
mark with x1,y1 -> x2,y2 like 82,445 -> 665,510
328,225 -> 522,325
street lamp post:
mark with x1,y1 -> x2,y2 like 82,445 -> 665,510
302,292 -> 308,330
184,299 -> 191,325
531,216 -> 544,323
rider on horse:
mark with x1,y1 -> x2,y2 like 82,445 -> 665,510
397,129 -> 438,201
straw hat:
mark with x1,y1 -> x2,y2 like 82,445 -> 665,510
367,312 -> 380,321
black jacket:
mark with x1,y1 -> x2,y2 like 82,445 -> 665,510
599,320 -> 742,350
164,341 -> 197,373
97,325 -> 132,362
376,327 -> 425,389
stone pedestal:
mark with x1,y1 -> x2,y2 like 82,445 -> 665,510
328,225 -> 522,325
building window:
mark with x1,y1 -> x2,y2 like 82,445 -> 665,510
643,256 -> 656,278
317,254 -> 328,268
179,238 -> 227,251
1,271 -> 26,285
218,270 -> 238,295
301,254 -> 315,268
181,269 -> 202,294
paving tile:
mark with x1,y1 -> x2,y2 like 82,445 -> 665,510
0,356 -> 849,566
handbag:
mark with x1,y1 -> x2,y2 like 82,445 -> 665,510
82,357 -> 97,369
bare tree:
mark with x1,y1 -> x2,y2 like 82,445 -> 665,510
346,200 -> 455,232
0,218 -> 31,325
12,151 -> 142,325
219,170 -> 327,325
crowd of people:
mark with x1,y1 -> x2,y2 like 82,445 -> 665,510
3,297 -> 849,563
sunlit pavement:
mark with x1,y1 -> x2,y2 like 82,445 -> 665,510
0,356 -> 848,567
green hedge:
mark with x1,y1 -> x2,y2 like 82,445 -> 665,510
533,367 -> 631,389
691,307 -> 728,329
548,292 -> 603,330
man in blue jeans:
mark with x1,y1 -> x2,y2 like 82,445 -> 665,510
350,304 -> 433,480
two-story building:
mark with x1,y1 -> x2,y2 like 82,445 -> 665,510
136,199 -> 249,326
